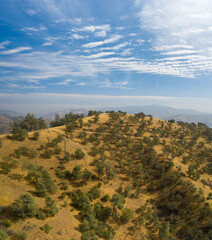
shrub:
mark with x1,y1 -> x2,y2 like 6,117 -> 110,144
87,187 -> 101,201
32,132 -> 39,140
11,231 -> 27,240
36,182 -> 47,197
0,230 -> 8,240
74,149 -> 85,159
36,210 -> 46,220
44,196 -> 58,217
0,156 -> 18,174
10,193 -> 38,219
0,139 -> 2,148
11,127 -> 28,141
101,194 -> 110,202
2,219 -> 12,228
40,224 -> 52,234
120,208 -> 133,224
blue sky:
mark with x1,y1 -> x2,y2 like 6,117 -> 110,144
0,0 -> 212,114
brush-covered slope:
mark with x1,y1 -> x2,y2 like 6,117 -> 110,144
0,112 -> 211,240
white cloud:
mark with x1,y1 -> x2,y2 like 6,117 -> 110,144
26,9 -> 37,16
21,25 -> 47,32
79,24 -> 111,33
0,41 -> 10,49
135,0 -> 212,77
82,35 -> 122,48
0,47 -> 32,55
84,52 -> 115,59
77,82 -> 87,86
95,31 -> 107,38
73,34 -> 84,40
100,42 -> 128,51
49,79 -> 74,86
42,42 -> 53,47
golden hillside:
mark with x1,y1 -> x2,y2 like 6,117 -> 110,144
0,112 -> 211,240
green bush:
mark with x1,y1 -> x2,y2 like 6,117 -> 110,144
44,196 -> 58,217
0,139 -> 2,148
36,182 -> 47,197
32,132 -> 39,140
101,194 -> 110,202
2,219 -> 12,228
0,156 -> 17,174
36,210 -> 46,220
0,230 -> 8,240
40,224 -> 52,234
74,149 -> 85,159
120,208 -> 133,224
11,231 -> 27,240
11,127 -> 28,141
10,193 -> 38,219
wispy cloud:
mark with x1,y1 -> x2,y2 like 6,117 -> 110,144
82,35 -> 122,48
21,25 -> 47,32
26,9 -> 38,16
0,41 -> 10,49
73,34 -> 85,40
0,47 -> 32,55
78,24 -> 111,33
49,79 -> 74,86
84,52 -> 115,59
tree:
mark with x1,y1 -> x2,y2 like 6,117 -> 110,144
10,193 -> 38,218
11,127 -> 28,141
82,169 -> 93,184
36,182 -> 47,197
110,193 -> 125,215
120,208 -> 133,224
44,196 -> 58,217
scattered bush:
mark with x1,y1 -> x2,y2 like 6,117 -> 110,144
10,193 -> 38,219
40,224 -> 52,234
0,230 -> 8,240
11,231 -> 27,240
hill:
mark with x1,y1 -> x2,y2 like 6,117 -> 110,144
0,114 -> 12,134
44,104 -> 212,127
0,113 -> 211,240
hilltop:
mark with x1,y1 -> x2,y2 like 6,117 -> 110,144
0,112 -> 211,240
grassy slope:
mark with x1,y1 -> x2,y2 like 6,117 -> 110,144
0,113 -> 211,240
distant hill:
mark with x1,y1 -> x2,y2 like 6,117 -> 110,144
0,110 -> 24,134
0,114 -> 12,134
0,109 -> 22,118
43,104 -> 212,127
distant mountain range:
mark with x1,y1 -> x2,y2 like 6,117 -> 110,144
0,110 -> 23,134
43,104 -> 212,127
1,105 -> 212,134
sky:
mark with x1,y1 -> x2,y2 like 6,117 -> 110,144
0,0 -> 212,115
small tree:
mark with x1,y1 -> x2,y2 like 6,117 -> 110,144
36,182 -> 47,197
44,196 -> 58,217
74,149 -> 85,159
120,208 -> 133,224
11,127 -> 28,141
10,193 -> 38,219
82,169 -> 93,184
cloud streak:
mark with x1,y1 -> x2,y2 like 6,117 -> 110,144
82,35 -> 122,48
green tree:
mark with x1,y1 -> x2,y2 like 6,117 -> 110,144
36,182 -> 47,197
10,193 -> 38,219
44,196 -> 58,217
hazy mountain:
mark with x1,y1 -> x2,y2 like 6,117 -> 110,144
0,114 -> 12,134
43,104 -> 212,127
43,108 -> 91,120
165,114 -> 212,127
0,109 -> 22,118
